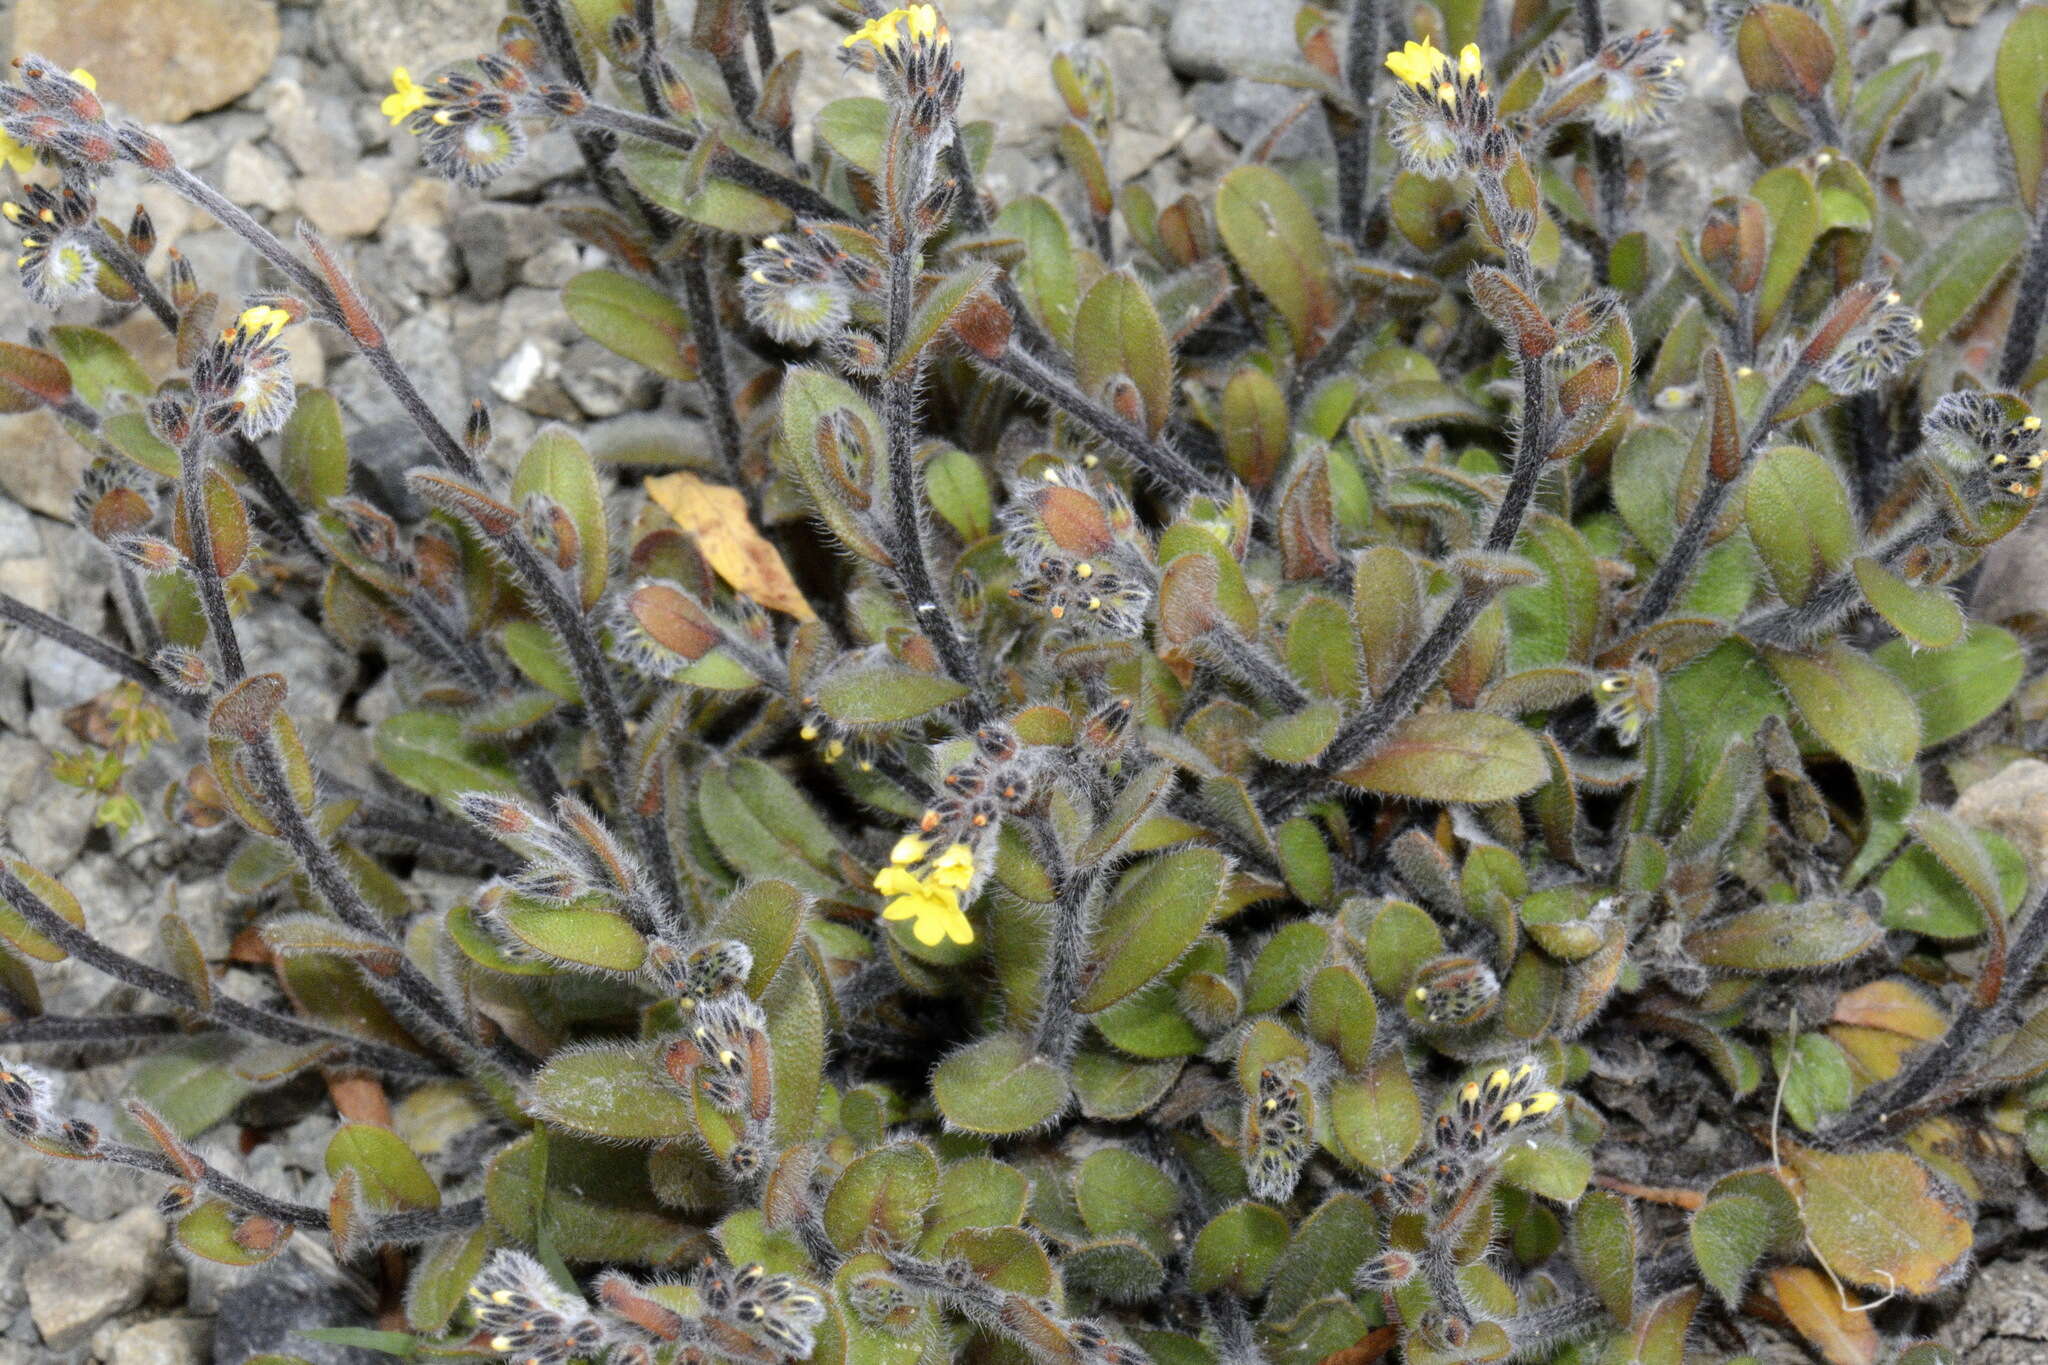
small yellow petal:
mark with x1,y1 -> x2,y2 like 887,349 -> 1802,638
69,68 -> 96,91
891,833 -> 933,866
1458,44 -> 1483,79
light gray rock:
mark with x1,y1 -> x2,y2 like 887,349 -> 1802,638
24,1207 -> 167,1349
221,144 -> 297,217
1940,1254 -> 2048,1363
329,314 -> 468,434
1896,105 -> 2011,209
315,0 -> 503,91
1188,78 -> 1333,161
263,79 -> 362,177
1164,0 -> 1299,80
955,24 -> 1067,153
295,169 -> 396,239
560,339 -> 664,419
1096,25 -> 1192,179
206,1256 -> 379,1365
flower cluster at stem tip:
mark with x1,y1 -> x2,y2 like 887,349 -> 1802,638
872,833 -> 976,947
0,66 -> 91,174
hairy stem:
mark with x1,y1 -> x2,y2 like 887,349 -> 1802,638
175,428 -> 245,682
0,862 -> 442,1076
1337,0 -> 1382,250
2000,184 -> 2048,390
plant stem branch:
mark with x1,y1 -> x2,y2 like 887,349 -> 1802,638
2000,185 -> 2048,390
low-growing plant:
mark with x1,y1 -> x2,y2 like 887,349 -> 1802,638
3,0 -> 2048,1361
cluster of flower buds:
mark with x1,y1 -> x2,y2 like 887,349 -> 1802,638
3,179 -> 100,307
0,58 -> 117,181
613,578 -> 740,683
1383,37 -> 1501,179
1587,28 -> 1686,134
1531,28 -> 1685,136
643,936 -> 754,1009
738,223 -> 880,348
157,300 -> 303,442
839,6 -> 963,138
1810,279 -> 1923,396
1000,467 -> 1153,637
1243,1066 -> 1317,1202
688,1257 -> 828,1360
663,993 -> 775,1177
922,722 -> 1041,847
1409,954 -> 1501,1028
1428,1061 -> 1563,1184
464,794 -> 683,983
467,1251 -> 608,1365
0,1058 -> 53,1139
382,33 -> 538,190
1922,391 -> 2045,504
1593,657 -> 1661,746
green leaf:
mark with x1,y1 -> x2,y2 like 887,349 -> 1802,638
994,197 -> 1080,346
176,1201 -> 287,1267
127,1036 -> 253,1139
1853,557 -> 1963,649
1745,446 -> 1856,607
562,269 -> 695,382
1264,1192 -> 1378,1322
373,712 -> 521,801
1499,1140 -> 1592,1202
1998,4 -> 2048,213
892,264 -> 999,379
1075,1148 -> 1180,1256
1903,206 -> 2026,340
1874,623 -> 2024,748
697,758 -> 846,897
1684,900 -> 1882,971
512,425 -> 608,609
1571,1189 -> 1637,1324
774,366 -> 893,568
1334,710 -> 1548,803
1074,270 -> 1174,437
1772,1033 -> 1855,1132
0,858 -> 85,963
49,325 -> 150,406
1764,641 -> 1921,774
1329,1051 -> 1422,1171
1691,1193 -> 1780,1303
530,1044 -> 696,1141
279,390 -> 349,509
1505,513 -> 1600,669
815,96 -> 888,173
325,1124 -> 440,1211
1253,701 -> 1340,765
930,1033 -> 1069,1135
823,1142 -> 938,1250
1188,1202 -> 1289,1295
1751,166 -> 1821,333
499,897 -> 649,973
815,658 -> 970,725
1215,165 -> 1336,356
1074,848 -> 1228,1013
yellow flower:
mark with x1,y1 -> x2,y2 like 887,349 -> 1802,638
843,9 -> 907,49
235,304 -> 290,343
0,136 -> 33,178
1384,37 -> 1451,89
1457,43 -> 1482,81
70,68 -> 96,91
890,833 -> 933,866
842,5 -> 939,50
381,67 -> 436,126
880,878 -> 974,946
873,850 -> 975,946
927,842 -> 975,891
